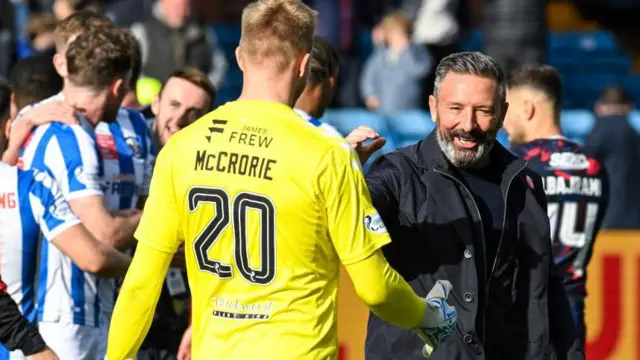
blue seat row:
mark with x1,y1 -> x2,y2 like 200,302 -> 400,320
321,108 -> 640,165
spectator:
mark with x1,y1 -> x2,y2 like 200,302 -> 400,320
131,0 -> 228,88
483,0 -> 546,74
0,0 -> 16,78
52,0 -> 102,20
26,13 -> 57,56
140,67 -> 215,360
584,86 -> 640,229
360,11 -> 432,112
148,67 -> 214,151
406,0 -> 462,103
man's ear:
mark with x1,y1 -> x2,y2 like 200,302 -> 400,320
523,100 -> 534,122
328,76 -> 337,90
151,94 -> 160,117
10,93 -> 18,121
428,95 -> 437,123
299,53 -> 311,78
111,78 -> 125,97
53,52 -> 67,78
235,47 -> 244,72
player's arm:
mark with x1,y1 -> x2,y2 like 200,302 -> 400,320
50,130 -> 140,250
26,169 -> 131,278
107,244 -> 172,360
345,250 -> 424,328
107,143 -> 183,359
0,279 -> 49,357
320,143 -> 455,339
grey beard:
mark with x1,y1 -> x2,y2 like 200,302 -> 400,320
436,130 -> 495,168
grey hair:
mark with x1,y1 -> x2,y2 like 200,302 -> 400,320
433,52 -> 506,103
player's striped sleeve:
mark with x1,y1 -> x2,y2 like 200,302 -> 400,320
19,168 -> 80,240
45,126 -> 103,200
139,125 -> 155,197
318,140 -> 392,265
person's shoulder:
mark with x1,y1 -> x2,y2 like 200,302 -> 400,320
366,142 -> 423,188
374,141 -> 422,171
318,122 -> 342,138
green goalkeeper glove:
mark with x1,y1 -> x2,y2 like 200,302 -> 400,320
417,280 -> 457,357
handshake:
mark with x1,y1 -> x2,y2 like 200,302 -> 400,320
417,280 -> 457,357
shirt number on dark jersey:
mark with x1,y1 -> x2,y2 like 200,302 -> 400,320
188,186 -> 276,285
548,201 -> 599,248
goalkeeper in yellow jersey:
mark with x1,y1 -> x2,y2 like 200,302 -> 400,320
106,0 -> 456,359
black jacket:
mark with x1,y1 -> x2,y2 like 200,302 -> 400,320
0,279 -> 46,355
364,134 -> 582,360
584,115 -> 640,229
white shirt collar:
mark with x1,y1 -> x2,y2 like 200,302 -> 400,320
293,108 -> 312,121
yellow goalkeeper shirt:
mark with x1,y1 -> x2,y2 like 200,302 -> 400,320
134,100 -> 391,359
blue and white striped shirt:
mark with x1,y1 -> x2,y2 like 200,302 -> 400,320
0,163 -> 80,359
17,94 -> 152,327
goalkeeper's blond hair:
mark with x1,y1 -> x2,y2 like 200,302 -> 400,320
240,0 -> 317,72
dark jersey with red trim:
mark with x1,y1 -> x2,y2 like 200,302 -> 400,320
512,137 -> 609,296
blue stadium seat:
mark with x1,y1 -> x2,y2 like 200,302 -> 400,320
629,110 -> 640,133
550,31 -> 620,57
458,30 -> 483,52
359,30 -> 374,58
212,25 -> 241,48
580,55 -> 632,74
576,31 -> 619,54
322,108 -> 389,135
564,74 -> 621,108
222,68 -> 243,88
385,110 -> 434,140
560,110 -> 595,143
621,75 -> 640,105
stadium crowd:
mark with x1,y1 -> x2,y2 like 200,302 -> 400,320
0,0 -> 638,359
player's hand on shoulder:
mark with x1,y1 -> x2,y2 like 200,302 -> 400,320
24,100 -> 79,126
417,280 -> 457,358
6,116 -> 33,155
26,347 -> 59,360
345,125 -> 386,165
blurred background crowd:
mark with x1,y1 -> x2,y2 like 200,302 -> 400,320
2,0 -> 640,358
2,0 -> 640,231
0,0 -> 640,211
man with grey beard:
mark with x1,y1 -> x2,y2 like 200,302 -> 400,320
348,52 -> 582,360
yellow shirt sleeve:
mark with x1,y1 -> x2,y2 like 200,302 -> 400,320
106,243 -> 173,359
134,141 -> 183,252
318,142 -> 391,265
345,250 -> 426,330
